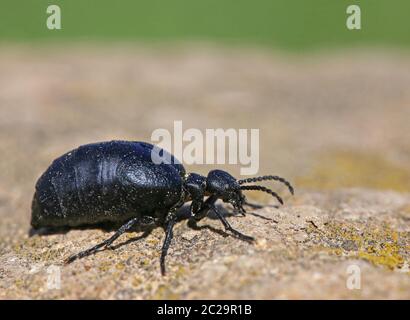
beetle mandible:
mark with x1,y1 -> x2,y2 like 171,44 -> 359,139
31,140 -> 294,275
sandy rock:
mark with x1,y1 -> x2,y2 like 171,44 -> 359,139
0,189 -> 409,299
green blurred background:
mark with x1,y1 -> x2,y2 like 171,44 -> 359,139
1,0 -> 409,51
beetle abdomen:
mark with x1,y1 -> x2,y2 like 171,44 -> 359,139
31,141 -> 185,228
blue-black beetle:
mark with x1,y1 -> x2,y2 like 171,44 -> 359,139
31,140 -> 294,275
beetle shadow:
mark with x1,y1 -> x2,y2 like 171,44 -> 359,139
174,204 -> 229,238
243,201 -> 280,222
28,201 -> 277,240
108,228 -> 153,250
175,201 -> 277,222
175,202 -> 239,221
86,225 -> 155,254
177,202 -> 277,241
29,222 -> 156,257
28,220 -> 155,237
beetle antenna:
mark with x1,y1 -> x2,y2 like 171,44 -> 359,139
238,175 -> 294,195
240,185 -> 284,205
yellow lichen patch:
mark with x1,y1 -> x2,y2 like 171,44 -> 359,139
18,236 -> 47,251
152,284 -> 180,300
38,248 -> 65,262
98,261 -> 112,272
13,236 -> 67,263
296,150 -> 410,192
139,258 -> 151,266
132,276 -> 142,287
14,278 -> 25,289
311,221 -> 409,271
175,265 -> 188,278
125,232 -> 139,240
147,237 -> 160,245
115,262 -> 126,270
358,243 -> 404,270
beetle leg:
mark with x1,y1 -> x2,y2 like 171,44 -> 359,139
190,195 -> 254,242
192,195 -> 218,221
210,204 -> 255,243
160,214 -> 177,276
65,217 -> 140,264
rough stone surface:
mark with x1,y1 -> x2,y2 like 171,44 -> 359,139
0,46 -> 409,299
1,190 -> 410,299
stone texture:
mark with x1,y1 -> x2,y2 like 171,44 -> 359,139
1,190 -> 410,299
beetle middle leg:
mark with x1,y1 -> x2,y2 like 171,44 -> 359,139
160,213 -> 177,276
159,193 -> 187,275
65,217 -> 140,264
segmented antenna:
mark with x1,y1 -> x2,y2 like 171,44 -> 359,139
238,175 -> 294,195
240,185 -> 284,205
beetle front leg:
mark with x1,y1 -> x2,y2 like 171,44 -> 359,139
191,195 -> 218,221
210,204 -> 254,242
191,195 -> 254,242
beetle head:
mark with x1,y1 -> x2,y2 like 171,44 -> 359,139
207,170 -> 295,211
186,170 -> 294,215
206,170 -> 246,214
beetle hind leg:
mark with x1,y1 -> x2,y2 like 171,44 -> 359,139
64,217 -> 139,264
160,214 -> 177,276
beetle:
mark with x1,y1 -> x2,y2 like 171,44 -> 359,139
31,140 -> 294,275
